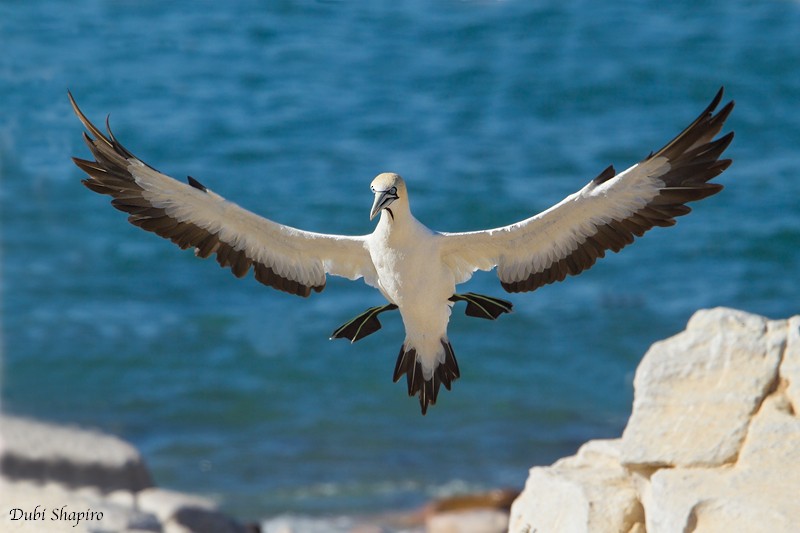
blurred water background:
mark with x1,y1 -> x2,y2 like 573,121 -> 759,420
1,0 -> 799,523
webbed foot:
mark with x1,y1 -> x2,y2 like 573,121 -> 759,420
330,303 -> 399,342
449,293 -> 513,320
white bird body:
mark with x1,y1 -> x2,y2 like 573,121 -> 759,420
70,89 -> 735,414
367,181 -> 455,381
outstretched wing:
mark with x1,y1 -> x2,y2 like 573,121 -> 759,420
440,88 -> 734,293
70,93 -> 377,297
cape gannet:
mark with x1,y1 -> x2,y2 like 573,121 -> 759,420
69,89 -> 734,414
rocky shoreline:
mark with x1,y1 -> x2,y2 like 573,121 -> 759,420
3,307 -> 798,532
509,307 -> 800,533
0,411 -> 517,532
0,415 -> 252,532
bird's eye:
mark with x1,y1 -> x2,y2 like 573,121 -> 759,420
389,187 -> 397,195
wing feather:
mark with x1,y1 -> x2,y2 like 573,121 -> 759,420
441,88 -> 734,293
69,92 -> 376,297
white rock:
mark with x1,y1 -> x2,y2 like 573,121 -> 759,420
426,509 -> 508,533
554,438 -> 624,469
511,309 -> 800,533
106,489 -> 137,508
0,478 -> 156,532
137,487 -> 243,533
621,307 -> 784,467
1,416 -> 246,533
779,315 -> 800,412
508,440 -> 643,533
0,414 -> 152,492
260,515 -> 378,533
643,394 -> 800,533
136,487 -> 217,522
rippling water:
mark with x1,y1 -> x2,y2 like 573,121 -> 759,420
2,0 -> 799,521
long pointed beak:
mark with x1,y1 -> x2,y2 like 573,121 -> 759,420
370,190 -> 395,220
370,193 -> 383,220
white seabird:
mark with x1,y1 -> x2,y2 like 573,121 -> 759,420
69,89 -> 734,414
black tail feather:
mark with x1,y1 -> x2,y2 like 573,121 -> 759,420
437,339 -> 460,390
393,340 -> 460,415
450,293 -> 513,320
393,346 -> 416,384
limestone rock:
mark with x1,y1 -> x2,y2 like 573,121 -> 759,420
508,439 -> 643,533
0,478 -> 160,532
137,487 -> 244,533
620,307 -> 784,467
0,414 -> 153,492
779,315 -> 800,412
511,308 -> 800,533
643,395 -> 800,533
260,515 -> 366,533
1,415 -> 246,533
136,487 -> 217,522
426,509 -> 508,533
425,488 -> 516,533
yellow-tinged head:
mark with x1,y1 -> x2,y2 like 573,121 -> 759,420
369,173 -> 407,220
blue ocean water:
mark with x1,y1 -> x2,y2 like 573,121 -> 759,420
2,0 -> 799,522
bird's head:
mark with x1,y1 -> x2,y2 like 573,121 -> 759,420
370,173 -> 406,221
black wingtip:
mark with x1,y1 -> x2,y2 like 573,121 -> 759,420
700,87 -> 730,124
498,87 -> 734,296
187,175 -> 208,192
592,165 -> 617,185
710,86 -> 724,110
68,91 -> 111,147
